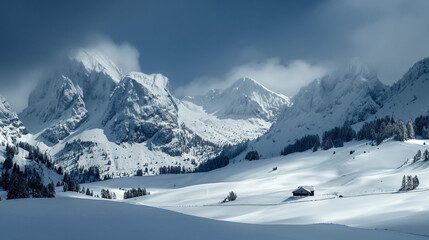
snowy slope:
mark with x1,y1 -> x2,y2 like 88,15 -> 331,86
250,60 -> 388,157
0,145 -> 62,187
62,139 -> 429,237
0,197 -> 422,240
1,138 -> 416,238
178,100 -> 272,145
371,57 -> 429,121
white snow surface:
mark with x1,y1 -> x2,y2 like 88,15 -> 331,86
2,140 -> 429,239
0,197 -> 422,240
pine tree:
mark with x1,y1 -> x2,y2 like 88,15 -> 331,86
413,176 -> 420,189
424,150 -> 429,160
395,121 -> 408,141
401,175 -> 406,191
414,150 -> 422,163
7,174 -> 29,199
407,175 -> 413,190
3,156 -> 13,169
407,120 -> 415,139
47,182 -> 55,198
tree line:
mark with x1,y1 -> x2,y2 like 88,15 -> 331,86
123,188 -> 149,199
1,143 -> 58,200
281,114 -> 429,156
194,141 -> 248,172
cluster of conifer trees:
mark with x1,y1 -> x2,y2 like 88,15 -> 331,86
63,166 -> 101,183
357,116 -> 414,144
281,115 -> 429,156
245,150 -> 260,161
101,189 -> 116,199
194,141 -> 248,172
123,187 -> 149,199
400,175 -> 419,191
1,166 -> 56,199
221,191 -> 237,203
413,149 -> 429,163
321,124 -> 355,150
281,134 -> 320,155
1,144 -> 55,199
159,165 -> 191,174
281,123 -> 355,156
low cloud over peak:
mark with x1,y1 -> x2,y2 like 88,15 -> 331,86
175,58 -> 327,98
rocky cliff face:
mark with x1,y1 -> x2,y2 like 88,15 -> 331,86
0,95 -> 26,144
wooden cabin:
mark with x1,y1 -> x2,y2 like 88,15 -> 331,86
292,186 -> 315,196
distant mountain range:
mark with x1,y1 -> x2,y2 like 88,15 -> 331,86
1,50 -> 429,178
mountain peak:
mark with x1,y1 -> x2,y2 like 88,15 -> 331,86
125,72 -> 170,91
231,77 -> 262,88
70,49 -> 123,83
229,77 -> 289,101
183,77 -> 289,121
396,57 -> 429,86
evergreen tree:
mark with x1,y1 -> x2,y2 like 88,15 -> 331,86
1,170 -> 10,190
413,176 -> 420,189
3,156 -> 13,169
401,175 -> 406,191
245,151 -> 259,161
281,134 -> 320,155
136,169 -> 143,176
47,182 -> 55,198
407,120 -> 415,139
395,120 -> 408,141
414,150 -> 422,163
407,175 -> 413,190
424,150 -> 429,161
7,174 -> 29,199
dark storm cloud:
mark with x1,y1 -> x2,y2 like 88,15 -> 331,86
1,0 -> 429,111
0,0 -> 107,74
0,0 -> 110,110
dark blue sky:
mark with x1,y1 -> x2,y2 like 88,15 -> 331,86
1,0 -> 429,110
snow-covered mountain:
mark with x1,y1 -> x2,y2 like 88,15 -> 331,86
0,95 -> 26,144
184,77 -> 290,121
180,77 -> 290,145
20,50 -> 121,144
7,49 -> 429,180
371,57 -> 429,121
250,60 -> 388,157
10,50 -> 288,178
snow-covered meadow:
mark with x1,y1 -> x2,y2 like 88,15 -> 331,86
2,139 -> 427,239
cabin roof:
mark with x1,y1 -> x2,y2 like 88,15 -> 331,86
293,186 -> 315,193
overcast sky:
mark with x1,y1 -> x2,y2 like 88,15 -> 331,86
1,0 -> 429,111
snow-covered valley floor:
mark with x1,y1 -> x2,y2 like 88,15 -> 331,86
2,140 -> 429,239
